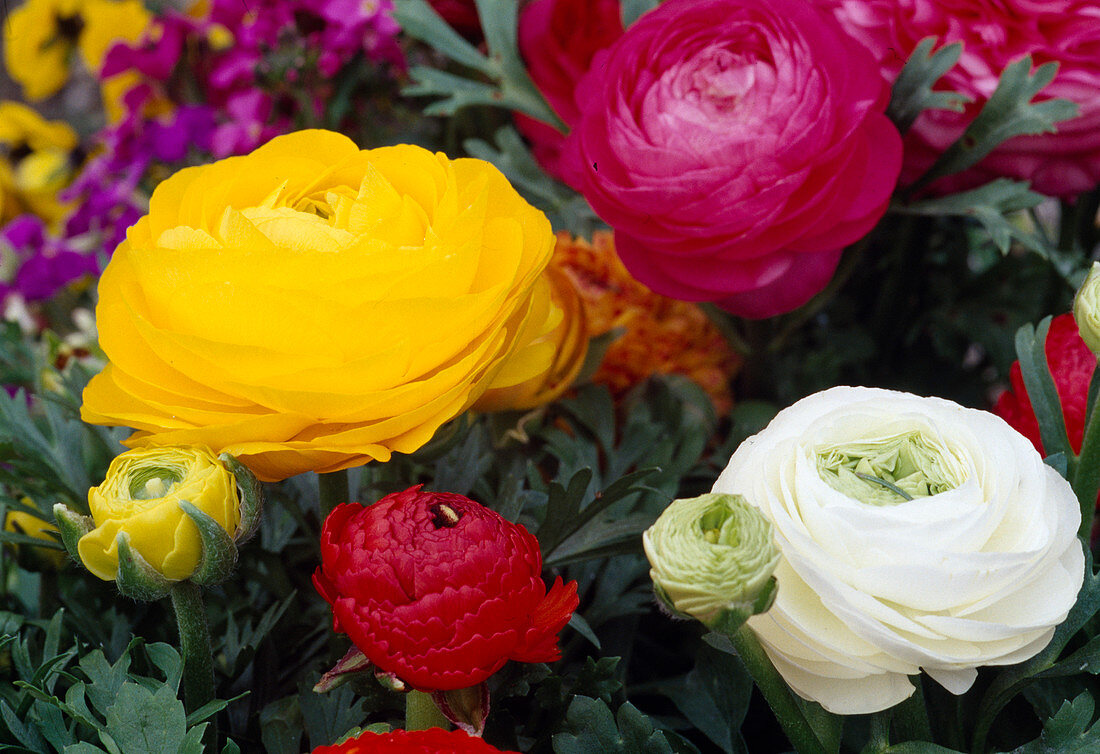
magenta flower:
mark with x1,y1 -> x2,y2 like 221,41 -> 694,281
563,0 -> 902,318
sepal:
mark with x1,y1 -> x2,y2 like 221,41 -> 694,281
115,532 -> 173,601
180,500 -> 239,586
220,453 -> 263,542
52,503 -> 93,562
314,646 -> 373,693
431,683 -> 490,736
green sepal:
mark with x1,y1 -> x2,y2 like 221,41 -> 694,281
179,500 -> 238,586
115,532 -> 173,601
51,503 -> 93,563
219,453 -> 263,542
703,578 -> 777,637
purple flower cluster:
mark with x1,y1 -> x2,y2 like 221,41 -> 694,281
0,216 -> 98,306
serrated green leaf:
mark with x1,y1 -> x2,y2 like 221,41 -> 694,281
102,683 -> 186,754
553,696 -> 674,754
887,38 -> 968,133
910,56 -> 1079,193
395,0 -> 564,126
1009,693 -> 1100,754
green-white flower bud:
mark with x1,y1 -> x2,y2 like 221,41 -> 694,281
1074,261 -> 1100,358
643,493 -> 779,631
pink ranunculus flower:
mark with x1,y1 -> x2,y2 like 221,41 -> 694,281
516,0 -> 623,181
563,0 -> 902,319
817,0 -> 1100,199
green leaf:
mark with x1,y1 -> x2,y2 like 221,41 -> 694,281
910,56 -> 1079,193
621,0 -> 658,27
394,0 -> 564,127
1015,318 -> 1075,470
101,684 -> 187,754
566,613 -> 601,651
662,643 -> 752,754
553,696 -> 676,754
883,744 -> 965,753
887,38 -> 968,134
1009,693 -> 1100,753
894,179 -> 1052,257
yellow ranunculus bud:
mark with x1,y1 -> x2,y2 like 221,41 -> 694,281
78,447 -> 241,582
474,266 -> 588,412
1074,261 -> 1100,359
81,130 -> 559,481
643,493 -> 779,630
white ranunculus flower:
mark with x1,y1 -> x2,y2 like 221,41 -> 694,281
713,386 -> 1084,715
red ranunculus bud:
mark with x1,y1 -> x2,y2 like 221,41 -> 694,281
995,313 -> 1096,456
313,486 -> 579,691
312,727 -> 519,753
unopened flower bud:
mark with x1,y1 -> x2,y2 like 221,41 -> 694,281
1074,261 -> 1100,359
643,493 -> 779,631
56,446 -> 262,599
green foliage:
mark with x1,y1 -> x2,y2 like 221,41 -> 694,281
895,180 -> 1054,257
908,56 -> 1078,193
0,615 -> 226,753
552,696 -> 687,754
1011,693 -> 1100,754
887,38 -> 969,134
395,0 -> 563,126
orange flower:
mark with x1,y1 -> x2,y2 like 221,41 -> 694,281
551,231 -> 739,414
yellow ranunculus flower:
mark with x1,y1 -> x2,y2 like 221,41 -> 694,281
3,0 -> 149,101
81,130 -> 559,481
78,446 -> 241,581
474,266 -> 588,412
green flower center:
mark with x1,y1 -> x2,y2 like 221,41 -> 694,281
816,431 -> 963,506
128,465 -> 184,500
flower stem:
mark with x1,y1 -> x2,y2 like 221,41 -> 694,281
318,469 -> 350,522
731,626 -> 829,754
405,690 -> 449,731
170,581 -> 215,728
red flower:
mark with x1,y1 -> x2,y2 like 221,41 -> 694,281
312,728 -> 519,753
995,313 -> 1095,456
313,486 -> 578,691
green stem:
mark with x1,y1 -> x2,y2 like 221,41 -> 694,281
892,678 -> 933,744
170,581 -> 215,717
317,469 -> 350,522
405,690 -> 449,731
1074,374 -> 1100,541
730,626 -> 829,754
